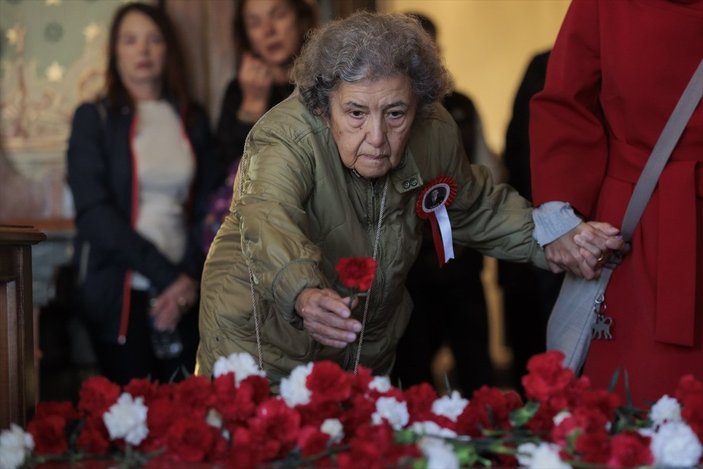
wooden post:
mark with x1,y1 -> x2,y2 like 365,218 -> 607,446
0,225 -> 45,429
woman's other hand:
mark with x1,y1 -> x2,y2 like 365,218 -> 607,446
545,221 -> 625,279
150,274 -> 199,331
295,288 -> 362,348
238,52 -> 273,119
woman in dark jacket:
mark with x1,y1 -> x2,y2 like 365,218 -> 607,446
66,2 -> 215,385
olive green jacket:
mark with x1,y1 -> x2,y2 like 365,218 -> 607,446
196,93 -> 547,381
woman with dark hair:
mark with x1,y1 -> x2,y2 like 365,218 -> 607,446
66,2 -> 215,385
204,0 -> 318,251
195,12 -> 622,384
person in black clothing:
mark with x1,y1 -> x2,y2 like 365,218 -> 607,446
204,0 -> 318,251
499,50 -> 563,395
391,13 -> 505,396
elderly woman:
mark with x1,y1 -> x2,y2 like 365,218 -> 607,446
195,12 -> 622,382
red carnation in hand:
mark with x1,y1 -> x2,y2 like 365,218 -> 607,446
336,257 -> 377,292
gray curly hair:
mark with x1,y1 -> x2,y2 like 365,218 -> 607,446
293,11 -> 452,117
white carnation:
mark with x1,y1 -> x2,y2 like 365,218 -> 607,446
553,410 -> 571,427
432,391 -> 468,422
517,442 -> 571,469
419,436 -> 459,469
650,395 -> 682,426
411,420 -> 459,439
280,362 -> 313,407
0,423 -> 34,469
212,352 -> 265,386
651,421 -> 703,468
372,396 -> 409,430
206,408 -> 223,428
320,418 -> 344,443
369,376 -> 392,393
103,393 -> 149,446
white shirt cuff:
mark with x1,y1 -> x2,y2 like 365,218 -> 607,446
532,201 -> 582,246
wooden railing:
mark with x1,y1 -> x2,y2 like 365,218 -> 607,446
0,225 -> 45,429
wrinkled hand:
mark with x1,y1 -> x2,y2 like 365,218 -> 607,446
545,221 -> 625,279
295,288 -> 361,348
238,52 -> 273,116
151,274 -> 199,331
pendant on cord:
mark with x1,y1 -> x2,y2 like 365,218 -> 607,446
415,176 -> 457,267
591,294 -> 614,340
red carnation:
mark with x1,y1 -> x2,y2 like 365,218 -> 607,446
455,386 -> 522,437
165,417 -> 218,462
574,431 -> 611,465
522,351 -> 575,403
340,394 -> 376,437
676,374 -> 703,402
76,415 -> 110,455
123,378 -> 160,403
681,393 -> 703,442
172,375 -> 214,417
350,365 -> 374,394
607,432 -> 653,468
34,401 -> 78,422
336,257 -> 377,292
297,400 -> 342,428
552,408 -> 609,448
229,426 -> 273,469
297,425 -> 330,457
307,361 -> 353,403
27,415 -> 68,455
144,396 -> 176,444
248,398 -> 301,459
339,422 -> 420,469
77,376 -> 121,417
676,375 -> 703,441
403,383 -> 438,422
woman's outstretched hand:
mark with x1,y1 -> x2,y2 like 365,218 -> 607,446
295,288 -> 361,348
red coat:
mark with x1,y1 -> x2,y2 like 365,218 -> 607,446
530,0 -> 703,406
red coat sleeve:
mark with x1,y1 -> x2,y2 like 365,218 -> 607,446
529,0 -> 607,218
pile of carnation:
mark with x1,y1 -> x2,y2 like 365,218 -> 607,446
2,351 -> 703,468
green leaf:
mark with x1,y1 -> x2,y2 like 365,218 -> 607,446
395,429 -> 417,445
608,368 -> 621,392
510,401 -> 540,427
455,445 -> 478,466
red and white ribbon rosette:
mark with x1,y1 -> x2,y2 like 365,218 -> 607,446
415,176 -> 457,267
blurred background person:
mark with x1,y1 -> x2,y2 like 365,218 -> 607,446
391,12 -> 506,395
66,2 -> 216,385
499,49 -> 563,396
203,0 -> 318,252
